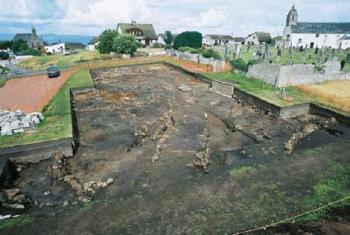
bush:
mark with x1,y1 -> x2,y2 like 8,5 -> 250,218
248,59 -> 263,66
346,54 -> 350,63
0,51 -> 9,60
97,30 -> 119,54
151,43 -> 163,48
202,48 -> 221,60
112,35 -> 139,55
174,31 -> 202,49
231,59 -> 248,72
20,48 -> 41,56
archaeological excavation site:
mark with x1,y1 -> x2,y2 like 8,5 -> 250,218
1,64 -> 350,234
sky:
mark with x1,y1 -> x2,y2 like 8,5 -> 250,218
0,0 -> 350,37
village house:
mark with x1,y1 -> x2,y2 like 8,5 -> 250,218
282,5 -> 350,49
86,37 -> 100,51
13,27 -> 44,50
203,34 -> 234,46
157,33 -> 177,45
117,21 -> 157,47
245,32 -> 272,46
44,43 -> 66,54
338,35 -> 350,50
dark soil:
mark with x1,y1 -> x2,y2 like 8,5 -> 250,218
1,64 -> 349,234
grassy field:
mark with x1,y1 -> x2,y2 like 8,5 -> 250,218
298,80 -> 350,113
0,70 -> 93,148
204,72 -> 312,106
19,50 -> 114,70
209,45 -> 349,70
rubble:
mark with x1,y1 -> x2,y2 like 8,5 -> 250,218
0,110 -> 44,136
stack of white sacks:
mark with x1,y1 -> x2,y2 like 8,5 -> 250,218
0,110 -> 44,136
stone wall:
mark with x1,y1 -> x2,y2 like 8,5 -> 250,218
0,110 -> 44,136
166,50 -> 230,72
247,61 -> 350,87
246,63 -> 281,85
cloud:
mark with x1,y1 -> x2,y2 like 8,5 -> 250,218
0,0 -> 349,36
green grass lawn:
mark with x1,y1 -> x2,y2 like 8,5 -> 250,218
0,70 -> 93,148
0,79 -> 6,88
204,72 -> 312,106
209,45 -> 349,69
19,50 -> 114,70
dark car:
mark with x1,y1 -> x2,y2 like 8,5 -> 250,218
47,66 -> 60,78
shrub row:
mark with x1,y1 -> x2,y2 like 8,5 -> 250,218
177,47 -> 221,60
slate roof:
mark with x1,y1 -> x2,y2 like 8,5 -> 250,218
13,33 -> 31,41
88,37 -> 100,45
206,34 -> 234,40
247,32 -> 272,43
118,23 -> 157,40
291,22 -> 350,34
339,35 -> 350,40
232,37 -> 245,42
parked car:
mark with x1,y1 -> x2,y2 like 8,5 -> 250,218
47,66 -> 60,78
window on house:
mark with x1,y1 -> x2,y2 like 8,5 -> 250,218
316,34 -> 320,38
298,38 -> 302,44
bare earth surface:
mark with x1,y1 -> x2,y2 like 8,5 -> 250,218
0,71 -> 75,112
1,65 -> 350,234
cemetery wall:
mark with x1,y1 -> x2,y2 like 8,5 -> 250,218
166,50 -> 231,72
246,63 -> 281,85
247,62 -> 350,87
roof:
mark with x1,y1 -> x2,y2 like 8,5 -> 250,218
13,33 -> 31,41
117,23 -> 157,40
88,37 -> 99,45
247,32 -> 272,43
291,22 -> 350,34
340,35 -> 350,40
232,37 -> 245,42
206,34 -> 234,40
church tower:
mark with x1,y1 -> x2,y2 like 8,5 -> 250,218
286,4 -> 298,26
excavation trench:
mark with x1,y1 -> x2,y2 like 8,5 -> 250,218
1,64 -> 350,234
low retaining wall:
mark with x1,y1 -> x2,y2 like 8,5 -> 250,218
0,138 -> 74,163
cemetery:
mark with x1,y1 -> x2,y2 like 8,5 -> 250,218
0,63 -> 349,234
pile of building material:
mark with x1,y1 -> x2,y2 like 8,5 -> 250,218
0,110 -> 44,136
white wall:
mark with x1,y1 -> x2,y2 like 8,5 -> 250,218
86,42 -> 99,51
291,33 -> 349,49
157,36 -> 166,45
245,34 -> 259,45
339,39 -> 350,49
45,43 -> 66,54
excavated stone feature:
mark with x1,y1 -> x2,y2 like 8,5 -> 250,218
2,64 -> 350,234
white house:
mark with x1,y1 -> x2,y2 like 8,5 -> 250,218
157,34 -> 166,45
45,43 -> 65,54
283,5 -> 350,49
86,37 -> 99,51
117,21 -> 157,47
203,34 -> 236,46
338,35 -> 350,50
245,32 -> 272,46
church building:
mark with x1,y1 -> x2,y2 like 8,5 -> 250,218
13,27 -> 44,50
282,5 -> 350,49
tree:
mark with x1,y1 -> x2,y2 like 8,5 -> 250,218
0,52 -> 9,60
173,31 -> 202,49
112,35 -> 139,55
96,30 -> 119,54
0,40 -> 12,50
164,31 -> 173,45
11,39 -> 28,53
